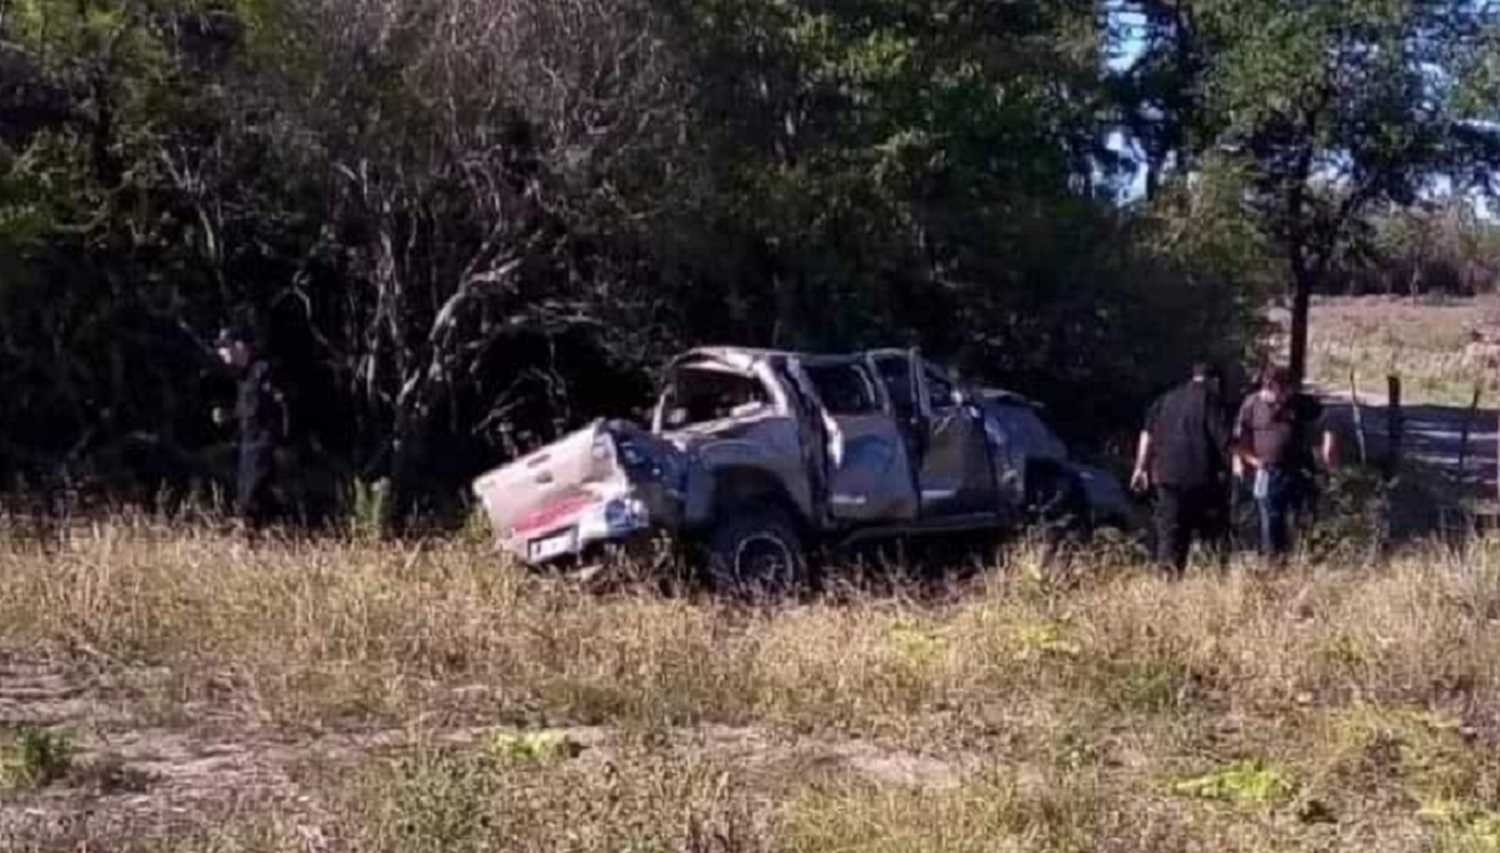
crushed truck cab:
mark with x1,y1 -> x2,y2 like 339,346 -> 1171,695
473,347 -> 1127,591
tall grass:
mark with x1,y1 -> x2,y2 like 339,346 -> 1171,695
2,521 -> 1497,733
3,521 -> 1499,852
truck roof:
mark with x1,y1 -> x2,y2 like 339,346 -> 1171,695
675,347 -> 1043,408
980,388 -> 1044,409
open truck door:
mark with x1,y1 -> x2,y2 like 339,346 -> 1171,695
867,349 -> 1000,519
792,355 -> 919,524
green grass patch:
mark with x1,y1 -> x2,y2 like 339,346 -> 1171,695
885,616 -> 949,668
336,740 -> 745,853
485,729 -> 584,767
1321,705 -> 1481,802
1013,621 -> 1084,661
1422,800 -> 1500,852
0,727 -> 75,791
778,772 -> 1104,853
1085,656 -> 1193,714
1172,761 -> 1298,808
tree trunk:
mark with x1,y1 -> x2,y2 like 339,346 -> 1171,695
1289,267 -> 1314,386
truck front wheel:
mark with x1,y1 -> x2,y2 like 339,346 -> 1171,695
704,507 -> 807,599
1026,463 -> 1092,548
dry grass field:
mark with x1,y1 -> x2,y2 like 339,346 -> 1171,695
2,520 -> 1498,852
1296,296 -> 1500,519
1302,296 -> 1498,407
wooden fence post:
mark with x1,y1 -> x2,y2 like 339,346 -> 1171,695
1458,384 -> 1483,480
1386,375 -> 1403,483
1349,368 -> 1368,466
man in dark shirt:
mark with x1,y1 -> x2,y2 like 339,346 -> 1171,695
1234,366 -> 1333,564
215,328 -> 290,530
1131,362 -> 1233,576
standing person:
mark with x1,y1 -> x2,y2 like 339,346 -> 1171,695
1131,362 -> 1234,577
215,327 -> 290,530
1233,366 -> 1332,565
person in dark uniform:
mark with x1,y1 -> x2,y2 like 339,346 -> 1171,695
1131,362 -> 1233,577
215,328 -> 289,529
1234,366 -> 1335,565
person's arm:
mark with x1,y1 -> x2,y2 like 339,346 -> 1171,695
1234,397 -> 1261,471
1132,399 -> 1161,492
1315,402 -> 1338,470
1131,429 -> 1152,492
1320,427 -> 1338,469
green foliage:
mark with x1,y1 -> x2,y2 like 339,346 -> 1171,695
1303,466 -> 1392,563
354,743 -> 500,853
657,0 -> 1255,435
1172,761 -> 1298,807
1117,0 -> 1500,377
0,727 -> 75,790
1013,621 -> 1084,661
1423,800 -> 1500,852
1087,656 -> 1190,714
10,0 -> 1467,514
485,730 -> 585,767
1325,705 -> 1483,804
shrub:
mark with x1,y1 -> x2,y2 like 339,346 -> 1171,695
0,727 -> 74,790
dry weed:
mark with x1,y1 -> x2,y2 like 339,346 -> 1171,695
3,522 -> 1500,851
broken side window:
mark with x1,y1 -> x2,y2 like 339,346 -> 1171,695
662,367 -> 772,429
803,363 -> 881,416
924,365 -> 957,410
872,356 -> 917,421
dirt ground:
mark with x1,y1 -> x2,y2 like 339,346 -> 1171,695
0,652 -> 971,850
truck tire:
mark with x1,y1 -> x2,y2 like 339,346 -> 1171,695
704,506 -> 807,599
1026,464 -> 1092,546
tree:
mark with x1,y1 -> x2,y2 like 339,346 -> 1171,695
0,0 -> 254,491
1365,196 -> 1500,295
663,1 -> 1123,345
0,0 -> 1269,520
255,0 -> 690,527
1112,0 -> 1500,381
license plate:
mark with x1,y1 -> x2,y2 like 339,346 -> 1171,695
528,529 -> 577,561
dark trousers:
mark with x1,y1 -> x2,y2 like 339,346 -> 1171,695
1153,483 -> 1229,577
236,441 -> 280,529
1255,468 -> 1312,564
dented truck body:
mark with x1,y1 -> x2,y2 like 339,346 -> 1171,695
473,347 -> 1127,584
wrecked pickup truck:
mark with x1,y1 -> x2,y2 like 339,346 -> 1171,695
473,347 -> 1129,592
